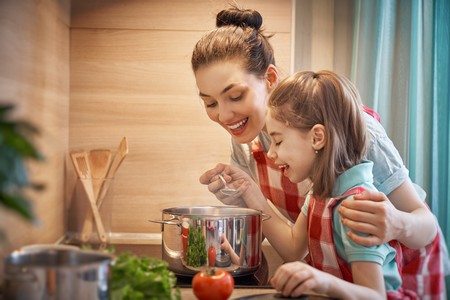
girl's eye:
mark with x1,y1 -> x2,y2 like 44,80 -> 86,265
271,138 -> 282,146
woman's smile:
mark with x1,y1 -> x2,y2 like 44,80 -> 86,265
226,117 -> 248,135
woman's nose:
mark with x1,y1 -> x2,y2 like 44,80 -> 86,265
218,103 -> 234,123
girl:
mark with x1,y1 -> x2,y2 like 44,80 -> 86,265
192,5 -> 446,298
264,70 -> 410,299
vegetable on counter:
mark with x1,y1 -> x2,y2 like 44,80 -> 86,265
109,252 -> 181,300
186,226 -> 207,267
192,268 -> 234,300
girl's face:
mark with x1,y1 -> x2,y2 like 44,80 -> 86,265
266,111 -> 317,183
195,61 -> 270,144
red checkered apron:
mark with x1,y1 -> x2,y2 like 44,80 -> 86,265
251,140 -> 305,222
306,187 -> 418,299
251,105 -> 446,299
362,106 -> 446,299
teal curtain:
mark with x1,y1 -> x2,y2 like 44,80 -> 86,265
350,0 -> 450,284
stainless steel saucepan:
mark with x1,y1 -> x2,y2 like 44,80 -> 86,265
2,249 -> 112,300
149,206 -> 268,277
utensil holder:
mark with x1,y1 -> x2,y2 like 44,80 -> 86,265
67,178 -> 114,244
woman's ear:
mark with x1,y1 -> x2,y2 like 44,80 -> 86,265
311,124 -> 326,151
265,64 -> 279,90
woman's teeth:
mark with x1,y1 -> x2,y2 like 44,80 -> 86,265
228,118 -> 248,130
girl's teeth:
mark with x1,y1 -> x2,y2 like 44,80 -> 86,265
228,118 -> 248,130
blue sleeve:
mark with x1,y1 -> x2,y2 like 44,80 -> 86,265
333,201 -> 394,265
364,113 -> 409,196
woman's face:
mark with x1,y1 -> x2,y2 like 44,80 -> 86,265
265,111 -> 316,183
195,61 -> 270,144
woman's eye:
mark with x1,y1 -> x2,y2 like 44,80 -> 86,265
229,94 -> 243,101
205,102 -> 217,108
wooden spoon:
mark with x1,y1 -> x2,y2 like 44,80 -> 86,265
106,136 -> 129,180
98,136 -> 129,208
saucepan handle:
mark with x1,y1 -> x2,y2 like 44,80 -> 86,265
148,217 -> 181,227
261,213 -> 271,221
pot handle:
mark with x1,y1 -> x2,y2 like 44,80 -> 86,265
262,213 -> 271,221
148,218 -> 181,226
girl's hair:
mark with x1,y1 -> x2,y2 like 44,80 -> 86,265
191,5 -> 275,77
268,70 -> 368,199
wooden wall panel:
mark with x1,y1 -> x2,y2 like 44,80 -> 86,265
0,0 -> 70,256
69,0 -> 292,234
293,0 -> 354,77
71,0 -> 292,32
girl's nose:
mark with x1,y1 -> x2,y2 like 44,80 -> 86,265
267,145 -> 276,160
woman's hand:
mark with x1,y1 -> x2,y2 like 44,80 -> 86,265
338,190 -> 400,246
338,179 -> 437,248
199,163 -> 251,207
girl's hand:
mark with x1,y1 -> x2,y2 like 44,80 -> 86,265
338,190 -> 400,246
199,163 -> 251,207
270,262 -> 330,297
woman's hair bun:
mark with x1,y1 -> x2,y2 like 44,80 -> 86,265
216,7 -> 263,30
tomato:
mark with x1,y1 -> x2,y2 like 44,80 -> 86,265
208,246 -> 216,267
192,269 -> 234,300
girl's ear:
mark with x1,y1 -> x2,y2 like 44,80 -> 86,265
311,124 -> 326,151
265,64 -> 279,90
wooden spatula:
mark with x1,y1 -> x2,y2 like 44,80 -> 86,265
70,150 -> 107,243
88,149 -> 112,201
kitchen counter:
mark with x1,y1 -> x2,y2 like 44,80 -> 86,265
60,235 -> 330,299
179,287 -> 330,299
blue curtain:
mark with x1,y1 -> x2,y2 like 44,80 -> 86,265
350,0 -> 450,284
430,0 -> 450,258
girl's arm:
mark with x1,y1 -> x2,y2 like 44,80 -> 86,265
240,173 -> 309,262
338,179 -> 437,248
270,261 -> 386,299
200,163 -> 308,261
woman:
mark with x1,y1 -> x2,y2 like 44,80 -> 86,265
191,5 -> 446,298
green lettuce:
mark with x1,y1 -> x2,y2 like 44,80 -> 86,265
109,252 -> 181,300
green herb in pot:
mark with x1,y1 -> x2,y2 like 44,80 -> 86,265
186,226 -> 207,267
109,252 -> 181,300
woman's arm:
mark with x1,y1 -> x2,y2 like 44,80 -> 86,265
270,261 -> 386,299
338,179 -> 437,248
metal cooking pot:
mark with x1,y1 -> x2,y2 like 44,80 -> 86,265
150,206 -> 268,277
2,249 -> 112,300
